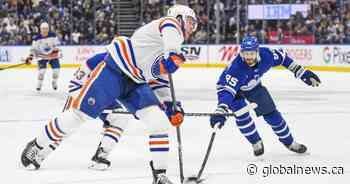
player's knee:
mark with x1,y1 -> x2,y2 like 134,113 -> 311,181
230,99 -> 248,113
38,69 -> 46,80
71,108 -> 93,122
263,110 -> 283,126
104,113 -> 131,130
136,105 -> 170,134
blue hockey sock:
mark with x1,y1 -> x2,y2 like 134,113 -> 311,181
263,110 -> 294,146
235,112 -> 261,144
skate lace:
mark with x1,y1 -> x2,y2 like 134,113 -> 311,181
253,141 -> 263,151
156,174 -> 174,184
26,144 -> 44,163
289,142 -> 301,150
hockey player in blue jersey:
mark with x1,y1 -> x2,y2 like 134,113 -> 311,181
25,22 -> 61,91
210,36 -> 321,156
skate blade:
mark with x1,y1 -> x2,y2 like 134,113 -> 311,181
19,161 -> 39,171
184,176 -> 206,184
88,162 -> 110,171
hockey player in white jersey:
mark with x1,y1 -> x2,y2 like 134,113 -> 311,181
25,22 -> 61,91
21,5 -> 197,184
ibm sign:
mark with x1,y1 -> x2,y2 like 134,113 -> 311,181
248,4 -> 310,20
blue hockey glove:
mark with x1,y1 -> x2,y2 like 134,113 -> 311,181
161,52 -> 186,74
300,70 -> 321,87
162,101 -> 184,127
210,105 -> 229,129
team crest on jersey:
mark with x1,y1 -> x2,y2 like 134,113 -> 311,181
88,97 -> 96,106
151,54 -> 165,78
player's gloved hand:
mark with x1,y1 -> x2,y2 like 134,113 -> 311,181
300,70 -> 321,87
161,52 -> 185,74
25,55 -> 33,65
210,105 -> 229,129
162,101 -> 184,127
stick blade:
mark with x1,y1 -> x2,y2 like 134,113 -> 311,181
184,176 -> 206,184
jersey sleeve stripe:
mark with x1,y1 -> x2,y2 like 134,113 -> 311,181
117,38 -> 145,80
126,39 -> 145,79
159,17 -> 183,35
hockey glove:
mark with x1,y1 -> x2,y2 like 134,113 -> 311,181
210,105 -> 229,129
25,55 -> 33,65
300,70 -> 321,87
161,52 -> 186,74
162,101 -> 184,127
290,63 -> 321,87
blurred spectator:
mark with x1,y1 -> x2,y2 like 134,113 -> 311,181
1,0 -> 350,45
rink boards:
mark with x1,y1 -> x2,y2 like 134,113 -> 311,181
1,44 -> 350,72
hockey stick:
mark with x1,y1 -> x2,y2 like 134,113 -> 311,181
185,125 -> 219,184
168,73 -> 185,184
184,103 -> 258,184
0,62 -> 28,71
108,103 -> 257,117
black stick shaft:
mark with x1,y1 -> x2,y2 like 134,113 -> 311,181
168,73 -> 185,184
196,129 -> 217,180
110,111 -> 237,117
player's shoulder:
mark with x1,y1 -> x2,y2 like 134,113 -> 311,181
32,34 -> 41,41
47,32 -> 57,38
259,47 -> 273,55
32,32 -> 56,41
158,16 -> 183,34
226,56 -> 246,74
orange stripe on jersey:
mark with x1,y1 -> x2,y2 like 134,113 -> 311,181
67,97 -> 73,109
72,62 -> 105,109
159,61 -> 167,75
148,80 -> 158,85
159,17 -> 183,34
117,38 -> 142,79
149,141 -> 169,145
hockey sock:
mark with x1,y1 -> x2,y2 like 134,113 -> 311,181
52,68 -> 59,83
37,69 -> 46,88
137,106 -> 170,170
36,109 -> 89,148
100,124 -> 124,153
263,110 -> 294,146
98,113 -> 130,153
235,112 -> 262,144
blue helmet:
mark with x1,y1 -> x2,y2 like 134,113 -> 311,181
240,36 -> 259,51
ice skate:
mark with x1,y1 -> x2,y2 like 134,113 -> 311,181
89,145 -> 111,170
150,161 -> 174,184
286,141 -> 307,154
253,140 -> 264,156
20,139 -> 46,170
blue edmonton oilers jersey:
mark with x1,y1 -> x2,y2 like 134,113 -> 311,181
86,52 -> 108,70
216,47 -> 294,104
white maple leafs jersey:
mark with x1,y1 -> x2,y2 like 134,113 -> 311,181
105,17 -> 184,84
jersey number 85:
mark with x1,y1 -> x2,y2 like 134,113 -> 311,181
225,74 -> 238,87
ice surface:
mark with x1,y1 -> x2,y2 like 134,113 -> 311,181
1,68 -> 349,184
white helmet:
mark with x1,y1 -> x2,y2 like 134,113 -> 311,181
167,4 -> 198,32
40,22 -> 49,31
